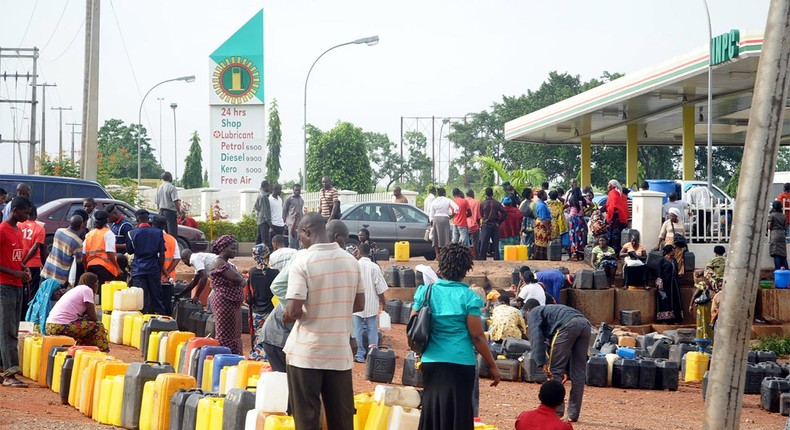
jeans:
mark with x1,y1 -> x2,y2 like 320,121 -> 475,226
352,315 -> 378,360
469,230 -> 480,250
256,222 -> 270,248
0,285 -> 23,376
452,225 -> 470,246
478,224 -> 500,260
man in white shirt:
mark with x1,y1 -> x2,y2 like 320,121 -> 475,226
516,267 -> 546,306
684,186 -> 713,239
352,242 -> 388,363
269,234 -> 297,271
423,186 -> 437,220
269,183 -> 286,246
428,187 -> 459,256
179,249 -> 217,306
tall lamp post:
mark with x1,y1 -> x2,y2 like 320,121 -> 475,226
702,0 -> 713,192
137,75 -> 195,188
171,102 -> 178,182
303,35 -> 379,187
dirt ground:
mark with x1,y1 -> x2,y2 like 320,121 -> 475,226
2,256 -> 786,429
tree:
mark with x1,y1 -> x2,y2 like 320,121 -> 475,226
305,122 -> 373,193
475,156 -> 546,199
265,99 -> 282,183
38,155 -> 80,178
401,131 -> 433,191
366,132 -> 404,191
182,131 -> 203,189
97,119 -> 163,180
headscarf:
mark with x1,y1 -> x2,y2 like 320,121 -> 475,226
608,179 -> 623,194
668,207 -> 681,218
502,196 -> 513,206
212,234 -> 237,254
252,243 -> 271,268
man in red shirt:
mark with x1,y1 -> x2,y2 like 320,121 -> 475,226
178,210 -> 199,229
451,188 -> 472,247
20,208 -> 45,316
0,196 -> 33,387
515,380 -> 574,429
466,189 -> 481,256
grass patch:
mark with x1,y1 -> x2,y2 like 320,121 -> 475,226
752,336 -> 790,356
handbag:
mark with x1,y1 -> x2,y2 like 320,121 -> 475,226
694,288 -> 712,305
406,284 -> 433,354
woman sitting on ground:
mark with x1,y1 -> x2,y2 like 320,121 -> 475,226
592,236 -> 618,288
45,272 -> 110,352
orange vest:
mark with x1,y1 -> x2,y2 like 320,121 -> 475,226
163,232 -> 178,280
84,227 -> 119,276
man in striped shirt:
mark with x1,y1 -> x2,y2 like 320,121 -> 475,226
319,176 -> 340,219
41,215 -> 84,285
352,242 -> 388,363
284,213 -> 364,430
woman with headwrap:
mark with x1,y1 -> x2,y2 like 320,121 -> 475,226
657,207 -> 687,275
656,244 -> 684,323
208,235 -> 245,355
532,190 -> 552,260
565,186 -> 589,261
546,190 -> 567,241
606,180 -> 630,254
246,244 -> 280,359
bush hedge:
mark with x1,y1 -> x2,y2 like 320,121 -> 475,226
197,214 -> 259,242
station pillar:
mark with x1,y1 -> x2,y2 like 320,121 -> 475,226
580,136 -> 591,187
626,123 -> 638,188
682,104 -> 696,180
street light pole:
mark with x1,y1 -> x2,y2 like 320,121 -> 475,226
703,0 -> 713,192
157,97 -> 164,167
66,122 -> 82,164
303,35 -> 379,188
52,106 -> 72,162
137,75 -> 195,188
171,102 -> 178,182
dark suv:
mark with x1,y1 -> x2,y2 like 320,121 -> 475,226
37,198 -> 209,252
0,174 -> 111,207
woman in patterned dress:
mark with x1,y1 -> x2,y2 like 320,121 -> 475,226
532,190 -> 552,260
519,189 -> 535,253
547,190 -> 567,240
208,235 -> 245,355
565,186 -> 588,261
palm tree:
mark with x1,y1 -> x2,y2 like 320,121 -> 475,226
475,155 -> 547,200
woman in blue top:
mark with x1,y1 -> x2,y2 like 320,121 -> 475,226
533,190 -> 553,260
411,243 -> 500,429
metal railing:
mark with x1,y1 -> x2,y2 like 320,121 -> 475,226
685,198 -> 732,243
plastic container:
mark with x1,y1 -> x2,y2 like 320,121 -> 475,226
612,358 -> 639,389
108,375 -> 125,426
384,266 -> 400,288
110,310 -> 139,345
150,373 -> 197,430
400,301 -> 413,324
38,336 -> 75,387
114,287 -> 144,311
401,351 -> 423,387
68,350 -> 104,407
182,391 -> 212,430
164,331 -> 195,366
122,312 -> 141,346
45,346 -> 69,389
51,350 -> 68,393
385,300 -> 403,324
618,336 -> 637,348
386,406 -> 420,430
521,351 -> 548,383
101,280 -> 128,312
120,361 -> 175,430
503,245 -> 518,261
138,380 -> 156,430
173,298 -> 204,331
366,347 -> 396,383
263,415 -> 295,430
638,358 -> 657,390
399,268 -> 416,288
196,395 -> 225,430
745,363 -> 766,394
354,393 -> 376,430
620,310 -> 642,326
593,269 -> 608,290
503,337 -> 530,358
91,361 -> 129,420
760,280 -> 774,289
574,269 -> 594,289
223,387 -> 256,430
761,377 -> 790,412
774,269 -> 790,288
188,311 -> 211,338
379,311 -> 392,331
141,316 -> 178,360
79,356 -> 115,416
586,355 -> 608,387
548,239 -> 562,261
616,346 -> 636,359
235,360 -> 265,389
517,245 -> 528,260
655,358 -> 679,391
684,351 -> 710,382
757,350 -> 778,363
255,371 -> 289,413
646,180 -> 675,204
394,241 -> 410,262
59,356 -> 74,405
496,358 -> 520,381
648,339 -> 671,359
212,353 -> 245,392
29,337 -> 43,382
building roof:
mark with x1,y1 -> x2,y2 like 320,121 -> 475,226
503,31 -> 782,146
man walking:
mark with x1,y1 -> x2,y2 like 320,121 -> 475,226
83,210 -> 119,290
393,186 -> 408,204
41,215 -> 84,286
478,187 -> 507,260
0,197 -> 33,387
352,242 -> 388,363
253,180 -> 272,246
451,188 -> 471,246
155,172 -> 181,237
269,183 -> 286,243
283,183 -> 304,249
127,209 -> 167,314
284,213 -> 364,430
524,299 -> 591,423
319,176 -> 340,220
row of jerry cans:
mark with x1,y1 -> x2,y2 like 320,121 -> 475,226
101,281 -> 144,312
351,386 -> 421,430
503,245 -> 528,261
20,334 -> 75,385
585,354 -> 679,390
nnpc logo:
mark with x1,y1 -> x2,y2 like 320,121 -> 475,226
212,56 -> 261,104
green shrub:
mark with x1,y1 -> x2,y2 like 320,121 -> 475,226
752,336 -> 790,356
196,214 -> 259,242
235,215 -> 258,242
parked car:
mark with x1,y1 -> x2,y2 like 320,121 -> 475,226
339,201 -> 435,260
0,174 -> 111,207
37,198 -> 209,252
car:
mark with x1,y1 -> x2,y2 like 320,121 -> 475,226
340,201 -> 435,260
0,174 -> 111,207
36,198 -> 209,253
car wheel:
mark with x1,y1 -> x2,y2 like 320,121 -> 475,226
424,250 -> 436,261
177,237 -> 190,252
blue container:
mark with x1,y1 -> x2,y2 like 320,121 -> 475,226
775,269 -> 790,288
617,346 -> 637,359
646,180 -> 675,204
211,353 -> 245,392
196,346 -> 231,386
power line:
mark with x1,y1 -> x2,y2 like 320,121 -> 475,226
41,0 -> 72,52
17,0 -> 40,49
46,19 -> 85,63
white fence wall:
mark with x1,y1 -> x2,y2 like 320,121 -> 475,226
140,187 -> 418,222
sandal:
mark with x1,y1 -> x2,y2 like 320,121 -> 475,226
2,378 -> 28,388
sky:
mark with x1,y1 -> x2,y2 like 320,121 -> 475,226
0,0 -> 773,186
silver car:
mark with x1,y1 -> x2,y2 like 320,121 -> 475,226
340,201 -> 435,260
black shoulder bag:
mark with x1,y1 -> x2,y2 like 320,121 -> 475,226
406,284 -> 433,354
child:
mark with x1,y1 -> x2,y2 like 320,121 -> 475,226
515,380 -> 574,429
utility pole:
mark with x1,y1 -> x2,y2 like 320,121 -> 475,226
0,48 -> 39,173
157,97 -> 164,166
28,48 -> 38,174
81,0 -> 100,181
66,123 -> 81,164
703,0 -> 790,428
31,82 -> 56,160
52,107 -> 72,161
171,102 -> 178,182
